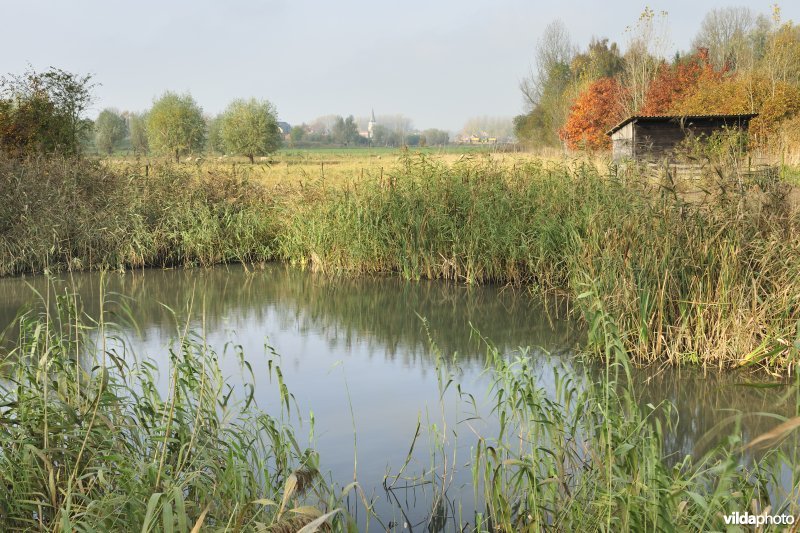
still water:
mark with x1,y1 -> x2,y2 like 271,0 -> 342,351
0,264 -> 794,529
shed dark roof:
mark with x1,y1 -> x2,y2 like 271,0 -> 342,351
606,113 -> 758,136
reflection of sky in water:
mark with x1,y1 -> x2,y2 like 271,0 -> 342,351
1,265 -> 797,528
119,299 -> 577,526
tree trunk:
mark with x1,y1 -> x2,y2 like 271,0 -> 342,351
175,148 -> 179,163
248,154 -> 254,164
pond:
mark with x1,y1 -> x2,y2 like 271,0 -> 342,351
0,264 -> 794,529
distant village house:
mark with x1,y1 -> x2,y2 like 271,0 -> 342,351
277,121 -> 292,140
456,132 -> 500,144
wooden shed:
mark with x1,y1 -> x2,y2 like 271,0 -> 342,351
606,114 -> 757,161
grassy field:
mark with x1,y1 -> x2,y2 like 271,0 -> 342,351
107,144 -> 512,160
276,144 -> 507,156
103,145 -> 555,188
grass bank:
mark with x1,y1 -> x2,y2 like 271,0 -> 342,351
2,153 -> 800,370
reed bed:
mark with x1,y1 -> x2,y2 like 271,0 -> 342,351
464,301 -> 800,531
0,155 -> 277,276
2,286 -> 799,531
0,289 -> 360,531
278,154 -> 800,370
2,152 -> 800,370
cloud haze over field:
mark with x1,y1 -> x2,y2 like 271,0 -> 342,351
1,0 -> 797,130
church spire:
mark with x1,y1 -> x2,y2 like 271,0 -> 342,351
368,109 -> 377,141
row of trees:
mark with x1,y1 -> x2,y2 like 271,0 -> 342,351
0,67 -> 283,162
96,94 -> 282,162
516,6 -> 800,152
1,67 -> 457,159
100,108 -> 450,155
460,116 -> 515,141
289,114 -> 450,148
367,126 -> 449,147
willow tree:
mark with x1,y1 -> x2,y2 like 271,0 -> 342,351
220,98 -> 281,163
94,108 -> 127,154
517,20 -> 576,146
146,92 -> 205,162
128,112 -> 149,155
692,7 -> 755,71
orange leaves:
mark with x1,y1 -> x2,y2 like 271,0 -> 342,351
641,50 -> 722,115
670,75 -> 757,115
560,78 -> 626,151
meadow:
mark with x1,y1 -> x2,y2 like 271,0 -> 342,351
104,145 -> 530,189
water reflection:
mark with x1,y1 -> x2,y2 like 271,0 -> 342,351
1,266 -> 795,452
0,265 -> 578,367
1,264 -> 796,526
627,366 -> 796,460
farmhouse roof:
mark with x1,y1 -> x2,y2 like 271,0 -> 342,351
277,121 -> 291,134
606,113 -> 758,136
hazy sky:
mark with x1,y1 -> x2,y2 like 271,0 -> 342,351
0,1 -> 794,131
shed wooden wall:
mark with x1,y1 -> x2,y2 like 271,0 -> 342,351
610,117 -> 751,161
611,122 -> 634,159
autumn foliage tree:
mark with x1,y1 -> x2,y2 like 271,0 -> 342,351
522,7 -> 800,156
640,49 -> 722,114
672,75 -> 763,116
0,67 -> 94,157
749,82 -> 800,145
560,77 -> 625,150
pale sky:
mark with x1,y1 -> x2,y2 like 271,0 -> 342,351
0,1 -> 793,131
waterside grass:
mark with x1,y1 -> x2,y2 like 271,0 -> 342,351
0,155 -> 277,276
2,152 -> 800,370
2,286 -> 799,531
0,289 -> 362,531
276,154 -> 800,371
465,307 -> 800,532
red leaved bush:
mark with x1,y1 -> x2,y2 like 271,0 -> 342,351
560,77 -> 626,151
